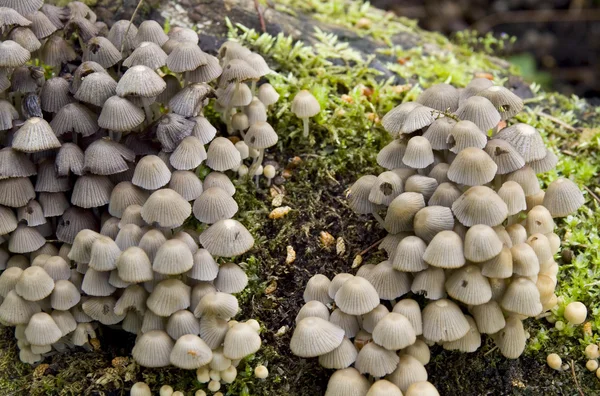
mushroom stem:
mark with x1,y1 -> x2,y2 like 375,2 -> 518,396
249,148 -> 265,176
371,211 -> 386,228
141,97 -> 153,125
302,117 -> 309,137
72,131 -> 78,145
184,71 -> 190,87
493,174 -> 502,190
507,213 -> 520,225
108,130 -> 122,142
251,80 -> 257,96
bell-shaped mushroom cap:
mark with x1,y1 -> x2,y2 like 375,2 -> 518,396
223,322 -> 261,359
401,105 -> 438,134
189,115 -> 217,145
69,228 -> 101,263
82,36 -> 121,68
205,137 -> 242,172
404,175 -> 438,202
50,103 -> 99,138
355,341 -> 399,377
363,261 -> 411,300
443,315 -> 481,352
168,83 -> 213,118
411,267 -> 445,300
422,117 -> 455,150
325,273 -> 352,301
527,233 -> 552,264
41,256 -> 70,281
481,245 -> 513,279
55,143 -> 84,178
132,155 -> 171,190
0,205 -> 17,234
385,192 -> 425,234
153,239 -> 194,275
477,85 -> 523,120
500,277 -> 542,317
41,35 -> 77,68
445,265 -> 492,305
335,277 -> 380,315
166,309 -> 200,339
494,315 -> 526,359
381,102 -> 421,137
504,165 -> 541,196
220,58 -> 260,84
117,65 -> 166,98
423,230 -> 464,269
130,382 -> 152,396
51,279 -> 81,310
214,262 -> 248,293
447,147 -> 497,186
193,291 -> 238,319
244,121 -> 278,149
367,380 -> 403,396
511,243 -> 540,276
197,315 -> 227,349
318,337 -> 358,369
356,304 -> 385,334
15,265 -> 54,302
324,368 -> 370,396
82,267 -> 116,296
168,334 -> 212,369
74,72 -> 117,107
455,95 -> 501,131
9,26 -> 41,52
495,123 -> 545,162
447,120 -> 487,154
462,79 -> 496,105
0,147 -> 36,179
402,136 -> 434,169
303,274 -> 332,304
497,181 -> 527,215
114,222 -> 143,249
114,284 -> 148,315
368,171 -> 404,206
452,186 -> 508,227
463,224 -> 503,262
392,299 -> 422,336
188,53 -> 222,83
413,206 -> 454,243
0,40 -> 30,68
347,175 -> 380,215
147,279 -> 191,317
107,19 -> 138,54
57,207 -> 98,244
169,136 -> 206,171
124,41 -> 168,70
192,187 -> 238,225
245,52 -> 270,76
543,178 -> 584,217
117,246 -> 153,283
98,96 -> 145,132
296,300 -> 330,323
471,300 -> 506,334
291,90 -> 321,118
132,330 -> 174,367
0,177 -> 35,207
35,159 -> 70,193
484,139 -> 525,175
203,171 -> 235,196
373,312 -> 416,350
330,309 -> 359,338
141,189 -> 191,228
428,162 -> 451,185
0,266 -> 22,297
109,182 -> 149,218
386,354 -> 428,393
257,83 -> 279,106
290,316 -> 344,357
199,219 -> 254,257
136,20 -> 168,46
88,237 -> 121,272
0,4 -> 35,24
422,299 -> 470,342
376,140 -> 407,170
417,83 -> 459,112
166,41 -> 208,73
71,175 -> 114,208
12,117 -> 61,153
528,148 -> 558,174
526,205 -> 554,235
167,170 -> 201,201
25,312 -> 62,345
51,309 -> 77,336
0,289 -> 40,324
186,248 -> 218,281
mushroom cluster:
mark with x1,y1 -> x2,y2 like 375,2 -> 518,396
0,0 -> 274,382
290,79 -> 585,394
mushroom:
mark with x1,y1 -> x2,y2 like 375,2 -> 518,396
291,90 -> 320,137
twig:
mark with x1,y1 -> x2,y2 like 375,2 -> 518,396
582,185 -> 600,205
254,0 -> 267,33
484,345 -> 498,356
358,236 -> 385,256
571,359 -> 585,396
536,111 -> 579,132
